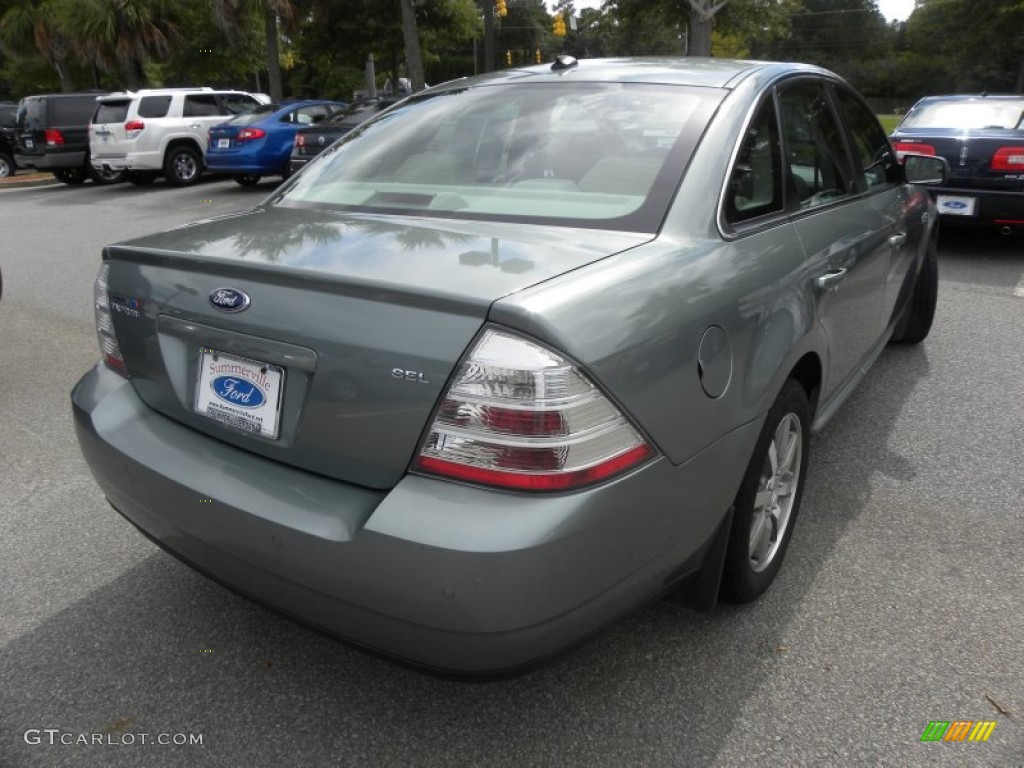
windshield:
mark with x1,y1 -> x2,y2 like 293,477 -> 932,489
275,82 -> 721,232
900,99 -> 1024,130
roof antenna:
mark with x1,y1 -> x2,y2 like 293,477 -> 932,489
551,55 -> 578,72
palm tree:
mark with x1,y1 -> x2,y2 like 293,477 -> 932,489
0,0 -> 75,91
211,0 -> 299,102
56,0 -> 181,88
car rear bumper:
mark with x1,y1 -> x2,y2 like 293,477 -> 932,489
930,185 -> 1024,225
205,158 -> 283,176
15,149 -> 85,170
71,363 -> 753,673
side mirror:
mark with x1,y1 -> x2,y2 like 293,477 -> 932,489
903,153 -> 949,185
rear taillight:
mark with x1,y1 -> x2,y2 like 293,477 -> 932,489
295,134 -> 305,148
991,146 -> 1024,172
414,328 -> 655,491
237,127 -> 266,142
44,129 -> 64,146
893,141 -> 935,162
94,263 -> 128,377
124,120 -> 144,139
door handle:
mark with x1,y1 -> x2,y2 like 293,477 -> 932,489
815,268 -> 848,291
889,232 -> 907,248
188,122 -> 202,129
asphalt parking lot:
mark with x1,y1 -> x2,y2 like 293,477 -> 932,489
1,178 -> 1021,767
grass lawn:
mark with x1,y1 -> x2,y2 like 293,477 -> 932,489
877,114 -> 902,134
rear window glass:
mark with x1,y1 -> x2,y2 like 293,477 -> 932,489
228,104 -> 276,125
53,96 -> 98,125
138,95 -> 172,118
900,99 -> 1024,130
94,100 -> 130,123
277,83 -> 721,232
183,95 -> 221,117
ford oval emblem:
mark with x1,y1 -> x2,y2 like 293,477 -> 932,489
209,287 -> 250,312
211,376 -> 265,408
944,201 -> 967,210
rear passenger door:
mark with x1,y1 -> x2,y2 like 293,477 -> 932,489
779,78 -> 886,401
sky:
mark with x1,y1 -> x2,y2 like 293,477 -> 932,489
553,1 -> 918,23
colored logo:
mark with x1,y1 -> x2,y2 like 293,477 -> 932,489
211,376 -> 265,408
942,201 -> 968,210
209,287 -> 250,312
920,720 -> 997,742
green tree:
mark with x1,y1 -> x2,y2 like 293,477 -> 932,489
0,0 -> 75,90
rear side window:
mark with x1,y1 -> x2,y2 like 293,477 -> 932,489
94,100 -> 130,124
778,81 -> 855,210
834,88 -> 899,191
138,95 -> 172,118
53,97 -> 98,125
725,98 -> 784,226
220,93 -> 259,115
183,95 -> 220,117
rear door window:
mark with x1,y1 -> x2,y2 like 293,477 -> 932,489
94,100 -> 130,124
183,95 -> 220,117
724,97 -> 784,227
219,93 -> 260,115
137,95 -> 172,118
778,81 -> 855,210
53,97 -> 98,125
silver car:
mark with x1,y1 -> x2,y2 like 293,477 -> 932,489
72,58 -> 947,673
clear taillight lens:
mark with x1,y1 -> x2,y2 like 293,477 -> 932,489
94,262 -> 127,376
414,328 -> 654,491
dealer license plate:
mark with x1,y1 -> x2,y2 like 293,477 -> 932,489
194,349 -> 284,439
936,194 -> 977,216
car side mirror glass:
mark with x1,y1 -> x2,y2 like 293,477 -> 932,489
903,154 -> 949,185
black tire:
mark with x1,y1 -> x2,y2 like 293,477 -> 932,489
53,167 -> 86,185
124,170 -> 158,186
0,151 -> 13,178
889,242 -> 938,344
163,145 -> 202,186
87,163 -> 124,185
234,174 -> 261,187
721,379 -> 811,603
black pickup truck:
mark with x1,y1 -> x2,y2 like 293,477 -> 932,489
890,94 -> 1024,232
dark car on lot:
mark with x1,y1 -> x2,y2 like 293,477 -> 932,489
73,57 -> 947,674
205,100 -> 347,186
890,94 -> 1024,231
1,101 -> 18,177
289,99 -> 396,175
14,92 -> 123,185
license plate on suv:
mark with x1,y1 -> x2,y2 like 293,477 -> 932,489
194,348 -> 284,439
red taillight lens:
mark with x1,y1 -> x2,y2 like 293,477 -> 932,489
44,129 -> 64,145
94,262 -> 128,377
991,146 -> 1024,171
893,141 -> 935,162
237,127 -> 266,142
124,120 -> 144,139
414,328 -> 655,491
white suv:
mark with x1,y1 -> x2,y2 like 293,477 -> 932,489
89,87 -> 266,186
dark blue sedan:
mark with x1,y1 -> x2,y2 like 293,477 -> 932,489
206,100 -> 347,186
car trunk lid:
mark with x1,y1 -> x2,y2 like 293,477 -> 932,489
102,206 -> 650,489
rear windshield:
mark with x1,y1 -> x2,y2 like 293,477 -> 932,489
94,100 -> 130,123
16,98 -> 45,130
275,82 -> 721,232
228,104 -> 276,125
900,99 -> 1024,130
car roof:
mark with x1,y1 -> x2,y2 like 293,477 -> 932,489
433,57 -> 835,92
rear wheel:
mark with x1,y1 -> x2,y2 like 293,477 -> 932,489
88,162 -> 124,185
889,241 -> 938,344
234,174 -> 261,187
53,167 -> 86,185
721,379 -> 810,603
0,151 -> 13,178
163,145 -> 202,186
